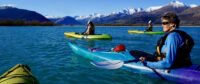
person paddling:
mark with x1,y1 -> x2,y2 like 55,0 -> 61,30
82,20 -> 95,35
140,13 -> 194,69
144,20 -> 153,32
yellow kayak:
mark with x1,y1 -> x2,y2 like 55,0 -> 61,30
64,32 -> 112,40
0,64 -> 39,84
128,30 -> 164,34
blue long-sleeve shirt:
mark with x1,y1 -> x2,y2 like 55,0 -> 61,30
145,32 -> 185,68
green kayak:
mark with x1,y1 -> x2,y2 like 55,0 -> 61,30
0,64 -> 39,84
128,30 -> 164,34
64,32 -> 112,40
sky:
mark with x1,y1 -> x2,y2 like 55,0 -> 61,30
0,0 -> 199,17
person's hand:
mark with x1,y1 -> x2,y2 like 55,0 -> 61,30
139,57 -> 146,63
111,48 -> 114,51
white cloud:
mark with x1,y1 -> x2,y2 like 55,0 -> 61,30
0,4 -> 15,7
189,4 -> 198,8
45,15 -> 61,19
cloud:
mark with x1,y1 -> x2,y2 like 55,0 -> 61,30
0,4 -> 15,7
189,4 -> 198,8
45,15 -> 61,19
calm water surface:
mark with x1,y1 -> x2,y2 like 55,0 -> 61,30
0,26 -> 199,84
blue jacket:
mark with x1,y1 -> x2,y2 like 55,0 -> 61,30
145,32 -> 185,68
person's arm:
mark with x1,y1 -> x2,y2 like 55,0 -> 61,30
144,33 -> 181,68
85,25 -> 91,34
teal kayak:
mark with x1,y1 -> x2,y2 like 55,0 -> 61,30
68,42 -> 200,83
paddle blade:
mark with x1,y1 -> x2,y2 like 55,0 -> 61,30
90,60 -> 124,69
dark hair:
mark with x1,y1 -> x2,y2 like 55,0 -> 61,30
89,21 -> 94,27
161,13 -> 180,28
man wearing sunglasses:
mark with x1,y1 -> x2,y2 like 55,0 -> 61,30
139,13 -> 194,69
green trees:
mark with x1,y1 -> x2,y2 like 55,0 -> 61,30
0,19 -> 57,26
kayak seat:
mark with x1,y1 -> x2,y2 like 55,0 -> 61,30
88,48 -> 105,52
129,50 -> 157,62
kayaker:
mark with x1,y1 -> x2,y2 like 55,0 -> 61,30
139,13 -> 194,69
144,20 -> 153,32
82,20 -> 95,35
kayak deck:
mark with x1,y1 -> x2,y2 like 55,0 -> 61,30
64,32 -> 112,40
68,42 -> 200,83
0,64 -> 39,84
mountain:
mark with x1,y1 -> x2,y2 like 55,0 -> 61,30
55,16 -> 81,25
150,1 -> 188,15
145,6 -> 162,12
0,6 -> 50,22
45,16 -> 61,22
88,0 -> 200,25
51,0 -> 200,25
73,13 -> 108,24
178,6 -> 200,25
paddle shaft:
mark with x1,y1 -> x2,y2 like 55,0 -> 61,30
124,59 -> 139,64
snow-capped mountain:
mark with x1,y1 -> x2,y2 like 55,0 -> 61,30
145,6 -> 163,12
74,8 -> 144,21
75,13 -> 107,21
74,0 -> 198,22
91,0 -> 200,25
53,0 -> 199,25
112,8 -> 143,15
167,0 -> 186,7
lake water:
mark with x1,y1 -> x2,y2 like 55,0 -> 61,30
0,26 -> 199,84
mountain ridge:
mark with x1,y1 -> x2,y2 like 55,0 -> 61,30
76,0 -> 200,25
0,6 -> 50,22
46,0 -> 200,25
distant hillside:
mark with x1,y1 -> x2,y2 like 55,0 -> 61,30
55,16 -> 81,25
48,18 -> 61,22
0,6 -> 50,22
178,7 -> 200,25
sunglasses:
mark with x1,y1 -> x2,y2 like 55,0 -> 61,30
162,22 -> 169,25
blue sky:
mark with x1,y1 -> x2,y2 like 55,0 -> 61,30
0,0 -> 199,17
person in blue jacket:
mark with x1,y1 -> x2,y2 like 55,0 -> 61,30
139,13 -> 194,69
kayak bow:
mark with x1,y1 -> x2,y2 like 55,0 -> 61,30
0,64 -> 39,84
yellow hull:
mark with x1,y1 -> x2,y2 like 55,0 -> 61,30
0,64 -> 39,84
64,32 -> 112,40
128,30 -> 164,34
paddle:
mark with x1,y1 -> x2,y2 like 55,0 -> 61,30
90,50 -> 157,69
91,59 -> 167,80
90,59 -> 139,69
